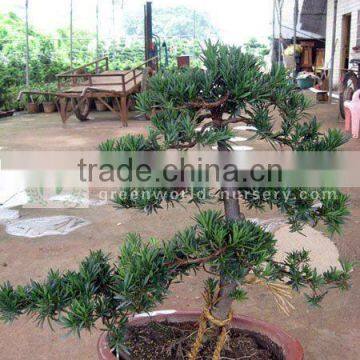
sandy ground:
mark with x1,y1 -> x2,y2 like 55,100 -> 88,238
0,100 -> 360,359
0,111 -> 149,151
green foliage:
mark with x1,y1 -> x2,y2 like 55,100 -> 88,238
0,12 -> 71,109
230,288 -> 248,302
98,134 -> 155,151
112,187 -> 181,214
0,10 -> 205,110
279,249 -> 353,307
243,38 -> 270,59
240,188 -> 350,234
111,187 -> 211,214
0,84 -> 23,110
122,42 -> 351,235
36,83 -> 58,103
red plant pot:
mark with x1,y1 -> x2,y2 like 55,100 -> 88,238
43,102 -> 56,113
27,102 -> 39,114
97,311 -> 304,360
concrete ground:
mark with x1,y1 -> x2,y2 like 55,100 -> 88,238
0,102 -> 359,359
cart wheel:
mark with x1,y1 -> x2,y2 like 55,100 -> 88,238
339,72 -> 358,119
71,98 -> 91,121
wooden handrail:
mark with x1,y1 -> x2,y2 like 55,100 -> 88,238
122,56 -> 158,77
58,73 -> 122,78
55,55 -> 158,93
56,56 -> 109,77
124,71 -> 142,85
57,70 -> 143,87
17,90 -> 59,101
57,56 -> 157,80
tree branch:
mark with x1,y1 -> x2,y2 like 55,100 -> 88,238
165,248 -> 227,269
222,116 -> 254,126
187,93 -> 229,110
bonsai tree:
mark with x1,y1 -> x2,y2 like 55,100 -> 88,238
0,42 -> 353,359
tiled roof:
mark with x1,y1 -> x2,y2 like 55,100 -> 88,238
275,0 -> 327,39
300,0 -> 327,37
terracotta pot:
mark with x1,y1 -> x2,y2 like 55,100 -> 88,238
95,100 -> 108,112
97,311 -> 304,360
27,102 -> 39,113
43,102 -> 56,113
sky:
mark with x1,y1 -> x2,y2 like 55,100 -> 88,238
0,0 -> 273,45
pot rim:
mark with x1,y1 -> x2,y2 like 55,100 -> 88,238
97,310 -> 304,360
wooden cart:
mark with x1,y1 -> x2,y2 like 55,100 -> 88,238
19,56 -> 157,127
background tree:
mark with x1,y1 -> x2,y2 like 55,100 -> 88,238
124,6 -> 218,39
243,37 -> 270,59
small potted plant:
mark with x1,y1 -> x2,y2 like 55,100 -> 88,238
38,83 -> 58,113
0,42 -> 353,360
21,91 -> 39,113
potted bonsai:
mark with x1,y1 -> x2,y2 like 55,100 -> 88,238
0,42 -> 353,360
38,83 -> 58,113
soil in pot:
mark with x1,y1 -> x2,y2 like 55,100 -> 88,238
27,103 -> 39,113
43,102 -> 56,113
121,321 -> 283,360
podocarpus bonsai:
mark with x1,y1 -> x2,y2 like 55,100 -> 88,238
0,42 -> 353,359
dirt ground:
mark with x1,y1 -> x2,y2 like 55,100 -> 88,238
0,111 -> 149,151
0,99 -> 360,360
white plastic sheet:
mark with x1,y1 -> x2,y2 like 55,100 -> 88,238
0,207 -> 20,224
6,216 -> 90,238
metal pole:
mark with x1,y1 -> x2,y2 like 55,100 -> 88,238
25,0 -> 30,87
96,0 -> 99,58
293,0 -> 298,65
70,0 -> 73,69
329,0 -> 338,103
144,2 -> 152,62
193,10 -> 196,56
272,0 -> 276,64
278,0 -> 283,65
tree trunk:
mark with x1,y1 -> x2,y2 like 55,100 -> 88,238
211,195 -> 242,321
211,117 -> 244,321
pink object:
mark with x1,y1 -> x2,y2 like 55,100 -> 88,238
97,311 -> 304,360
345,89 -> 360,138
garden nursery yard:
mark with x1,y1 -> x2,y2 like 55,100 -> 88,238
0,1 -> 360,360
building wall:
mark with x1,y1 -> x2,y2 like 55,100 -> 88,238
325,0 -> 360,87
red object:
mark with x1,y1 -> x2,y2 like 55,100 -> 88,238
345,107 -> 352,132
345,90 -> 360,138
27,103 -> 39,114
97,311 -> 304,360
177,55 -> 190,68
